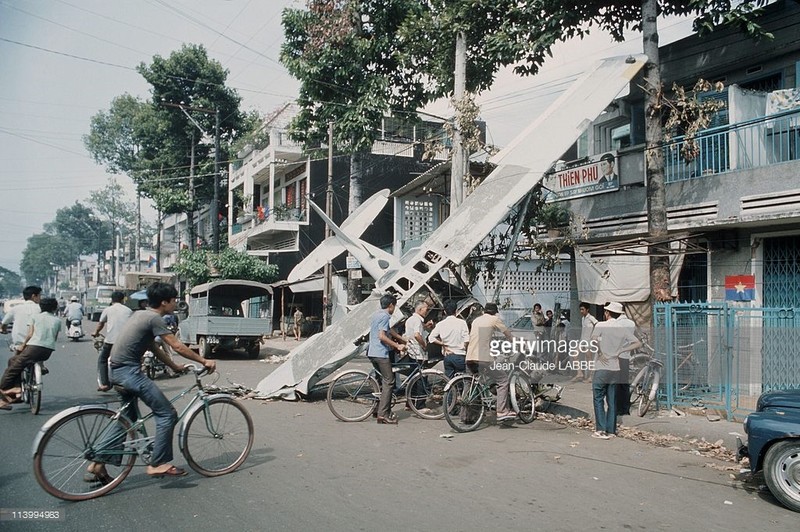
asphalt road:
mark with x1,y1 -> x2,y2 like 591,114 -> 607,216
1,322 -> 797,531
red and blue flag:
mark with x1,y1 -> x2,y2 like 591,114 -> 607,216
725,275 -> 755,301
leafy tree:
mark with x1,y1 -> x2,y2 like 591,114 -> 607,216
281,0 -> 431,214
85,44 -> 251,253
172,248 -> 278,286
364,0 -> 770,303
46,202 -> 111,257
20,233 -> 79,286
0,266 -> 23,297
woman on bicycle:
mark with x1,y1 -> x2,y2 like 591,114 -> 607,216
0,297 -> 61,410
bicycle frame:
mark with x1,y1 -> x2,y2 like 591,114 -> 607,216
31,370 -> 222,465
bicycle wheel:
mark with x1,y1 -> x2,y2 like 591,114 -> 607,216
676,355 -> 697,391
509,372 -> 535,424
23,364 -> 43,415
443,375 -> 486,433
638,368 -> 660,417
406,369 -> 447,420
33,408 -> 137,501
182,397 -> 254,477
629,366 -> 647,415
326,370 -> 380,422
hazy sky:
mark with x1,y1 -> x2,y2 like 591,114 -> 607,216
0,0 -> 696,276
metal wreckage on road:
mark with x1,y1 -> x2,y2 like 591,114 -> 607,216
254,54 -> 648,400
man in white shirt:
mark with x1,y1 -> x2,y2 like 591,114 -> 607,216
92,291 -> 133,392
64,296 -> 83,329
571,302 -> 597,382
466,302 -> 516,422
429,300 -> 469,378
616,310 -> 637,417
1,286 -> 42,351
404,301 -> 430,361
590,302 -> 641,439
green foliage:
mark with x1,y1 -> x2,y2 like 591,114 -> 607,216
85,44 -> 250,220
0,266 -> 23,297
20,233 -> 80,286
45,202 -> 110,256
281,1 -> 431,155
172,248 -> 279,286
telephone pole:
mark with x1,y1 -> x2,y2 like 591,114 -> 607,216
323,122 -> 334,330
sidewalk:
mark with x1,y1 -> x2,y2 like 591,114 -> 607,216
548,378 -> 746,461
256,337 -> 746,461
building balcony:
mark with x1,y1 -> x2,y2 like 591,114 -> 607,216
562,106 -> 800,240
229,208 -> 307,256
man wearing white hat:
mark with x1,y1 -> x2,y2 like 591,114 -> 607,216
64,295 -> 83,329
590,302 -> 641,439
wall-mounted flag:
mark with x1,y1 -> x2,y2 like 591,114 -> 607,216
725,275 -> 755,301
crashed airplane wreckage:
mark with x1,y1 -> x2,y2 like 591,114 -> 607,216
255,54 -> 648,400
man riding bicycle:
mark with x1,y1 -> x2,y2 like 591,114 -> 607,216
1,285 -> 42,352
87,282 -> 215,482
0,297 -> 61,410
466,302 -> 516,423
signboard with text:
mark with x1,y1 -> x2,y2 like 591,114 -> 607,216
543,152 -> 619,201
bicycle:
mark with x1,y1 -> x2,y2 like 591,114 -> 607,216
628,339 -> 705,416
628,351 -> 663,417
3,338 -> 44,415
442,365 -> 535,433
32,365 -> 254,501
326,358 -> 448,421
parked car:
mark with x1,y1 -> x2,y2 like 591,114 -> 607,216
737,388 -> 800,512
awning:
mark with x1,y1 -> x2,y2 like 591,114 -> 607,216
271,276 -> 324,293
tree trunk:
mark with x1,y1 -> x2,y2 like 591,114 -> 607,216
347,150 -> 365,305
642,0 -> 672,303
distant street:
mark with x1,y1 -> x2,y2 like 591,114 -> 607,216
0,321 -> 797,531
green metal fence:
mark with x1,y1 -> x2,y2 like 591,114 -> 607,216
653,302 -> 800,420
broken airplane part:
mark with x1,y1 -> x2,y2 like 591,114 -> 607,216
255,54 -> 648,399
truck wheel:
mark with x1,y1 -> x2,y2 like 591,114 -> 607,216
198,337 -> 213,359
247,342 -> 261,358
763,439 -> 800,512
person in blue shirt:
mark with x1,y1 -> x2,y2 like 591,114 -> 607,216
368,294 -> 406,425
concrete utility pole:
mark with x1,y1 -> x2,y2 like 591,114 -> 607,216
213,108 -> 221,253
450,31 -> 467,212
323,122 -> 334,330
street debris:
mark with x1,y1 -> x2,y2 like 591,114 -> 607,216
706,414 -> 722,422
204,381 -> 256,399
537,412 -> 740,462
439,433 -> 454,439
262,354 -> 290,364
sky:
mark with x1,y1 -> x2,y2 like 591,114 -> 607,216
0,0 -> 698,276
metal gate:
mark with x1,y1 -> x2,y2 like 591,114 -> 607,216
653,302 -> 800,420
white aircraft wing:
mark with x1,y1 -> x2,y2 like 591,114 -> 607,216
255,54 -> 647,399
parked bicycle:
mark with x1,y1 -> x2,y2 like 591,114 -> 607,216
326,358 -> 448,421
628,338 -> 705,416
32,365 -> 254,501
442,364 -> 535,433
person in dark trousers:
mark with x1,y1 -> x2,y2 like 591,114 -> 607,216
367,294 -> 406,425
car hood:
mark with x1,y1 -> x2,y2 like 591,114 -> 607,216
757,389 -> 800,411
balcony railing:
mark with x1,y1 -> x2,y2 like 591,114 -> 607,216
664,107 -> 800,183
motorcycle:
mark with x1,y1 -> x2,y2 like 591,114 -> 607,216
142,317 -> 180,380
67,319 -> 85,342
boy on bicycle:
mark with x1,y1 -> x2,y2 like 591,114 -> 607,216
0,297 -> 61,410
87,282 -> 215,481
